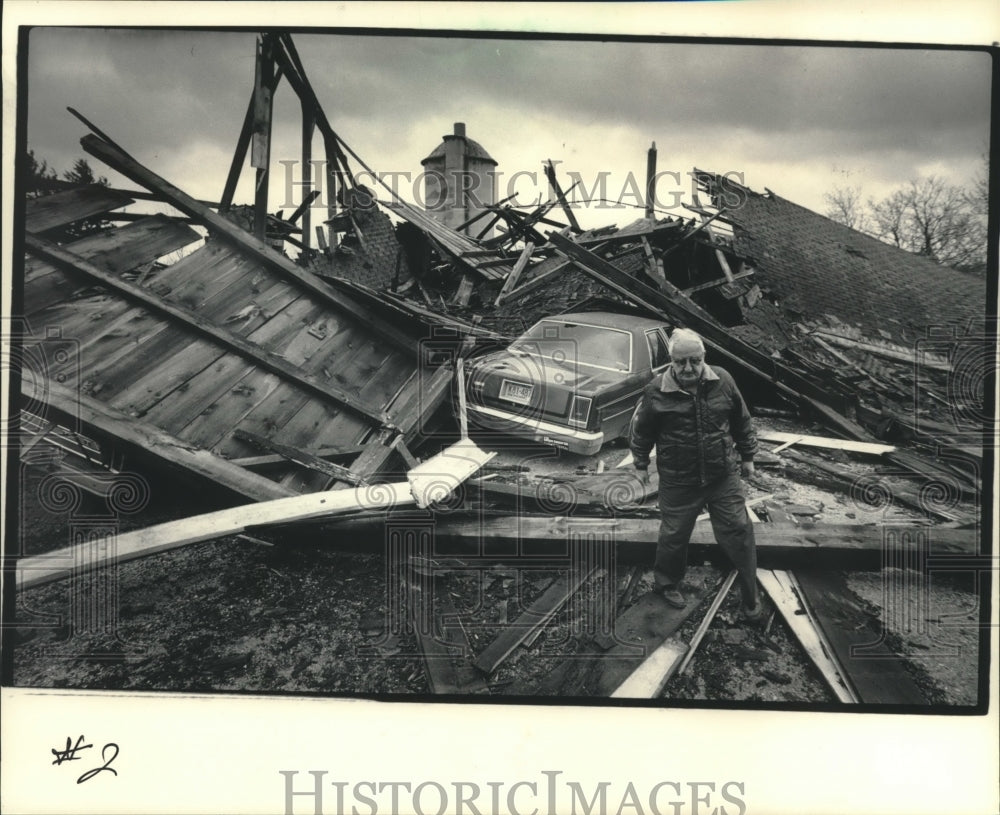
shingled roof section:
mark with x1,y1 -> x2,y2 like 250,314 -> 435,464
697,171 -> 987,345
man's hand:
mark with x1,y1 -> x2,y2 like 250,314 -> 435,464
635,466 -> 651,485
741,461 -> 755,479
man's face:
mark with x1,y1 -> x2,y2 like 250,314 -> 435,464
671,339 -> 705,386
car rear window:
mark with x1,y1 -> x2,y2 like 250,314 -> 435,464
511,320 -> 632,372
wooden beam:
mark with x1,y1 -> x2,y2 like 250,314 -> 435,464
645,142 -> 657,219
793,569 -> 926,704
759,430 -> 895,456
544,159 -> 581,233
472,565 -> 598,675
25,185 -> 134,234
219,64 -> 283,213
427,515 -> 980,560
299,106 -> 316,249
812,331 -> 952,372
493,241 -> 535,306
24,233 -> 390,427
232,429 -> 366,486
756,569 -> 860,703
681,268 -> 756,296
610,637 -> 688,698
230,444 -> 365,469
22,378 -> 294,505
675,570 -> 737,675
547,231 -> 874,438
252,35 -> 276,240
80,132 -> 417,356
17,481 -> 414,592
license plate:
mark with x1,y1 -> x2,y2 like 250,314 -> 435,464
499,379 -> 534,405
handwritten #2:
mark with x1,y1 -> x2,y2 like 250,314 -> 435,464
52,736 -> 119,784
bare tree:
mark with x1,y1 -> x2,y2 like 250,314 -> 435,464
826,161 -> 988,275
823,185 -> 868,231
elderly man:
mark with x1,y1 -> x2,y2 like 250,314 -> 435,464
629,327 -> 764,620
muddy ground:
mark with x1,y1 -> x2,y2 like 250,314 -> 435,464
6,424 -> 984,709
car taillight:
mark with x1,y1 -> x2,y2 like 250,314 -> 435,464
569,395 -> 592,427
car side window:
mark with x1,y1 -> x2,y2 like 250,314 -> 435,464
646,328 -> 670,369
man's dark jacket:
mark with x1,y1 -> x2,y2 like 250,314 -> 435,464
629,364 -> 757,486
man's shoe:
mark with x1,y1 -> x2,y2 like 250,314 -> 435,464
741,598 -> 766,623
658,586 -> 687,609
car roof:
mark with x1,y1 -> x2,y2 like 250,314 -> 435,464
542,311 -> 670,330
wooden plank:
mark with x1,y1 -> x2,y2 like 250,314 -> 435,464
408,576 -> 489,695
17,438 -> 491,591
759,430 -> 895,456
232,428 -> 365,486
544,159 -> 581,233
230,445 -> 366,469
139,293 -> 313,434
793,569 -> 926,704
472,565 -> 598,675
675,570 -> 737,675
681,268 -> 756,296
756,569 -> 860,703
22,216 -> 199,317
610,637 -> 688,698
813,331 -> 951,372
25,185 -> 134,233
493,241 -> 535,306
428,515 -> 979,560
22,378 -> 293,504
18,481 -> 410,592
80,132 -> 417,355
25,233 -> 388,426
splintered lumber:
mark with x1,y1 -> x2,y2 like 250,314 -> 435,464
25,185 -> 134,234
425,515 -> 979,562
79,131 -> 416,355
25,233 -> 389,427
759,430 -> 895,456
408,575 -> 489,694
232,429 -> 365,486
792,569 -> 926,704
610,637 -> 688,698
812,331 -> 952,372
473,565 -> 598,675
24,378 -> 293,505
675,570 -> 737,676
544,160 -> 581,233
756,569 -> 860,703
230,445 -> 365,469
493,241 -> 535,305
16,439 -> 493,591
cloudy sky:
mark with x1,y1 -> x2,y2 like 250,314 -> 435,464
23,27 -> 992,231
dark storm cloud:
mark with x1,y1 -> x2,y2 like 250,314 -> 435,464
24,28 -> 990,207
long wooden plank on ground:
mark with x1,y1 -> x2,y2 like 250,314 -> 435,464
408,576 -> 489,694
25,185 -> 134,233
792,569 -> 926,704
675,570 -> 737,676
81,133 -> 417,355
25,233 -> 387,426
428,516 -> 979,558
18,481 -> 410,591
610,638 -> 688,698
756,569 -> 860,703
17,439 -> 492,591
473,565 -> 599,675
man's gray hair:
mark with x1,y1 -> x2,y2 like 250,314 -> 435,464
668,327 -> 705,356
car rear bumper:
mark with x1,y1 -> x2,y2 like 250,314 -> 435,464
466,404 -> 605,455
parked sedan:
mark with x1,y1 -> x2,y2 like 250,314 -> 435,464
465,312 -> 673,455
